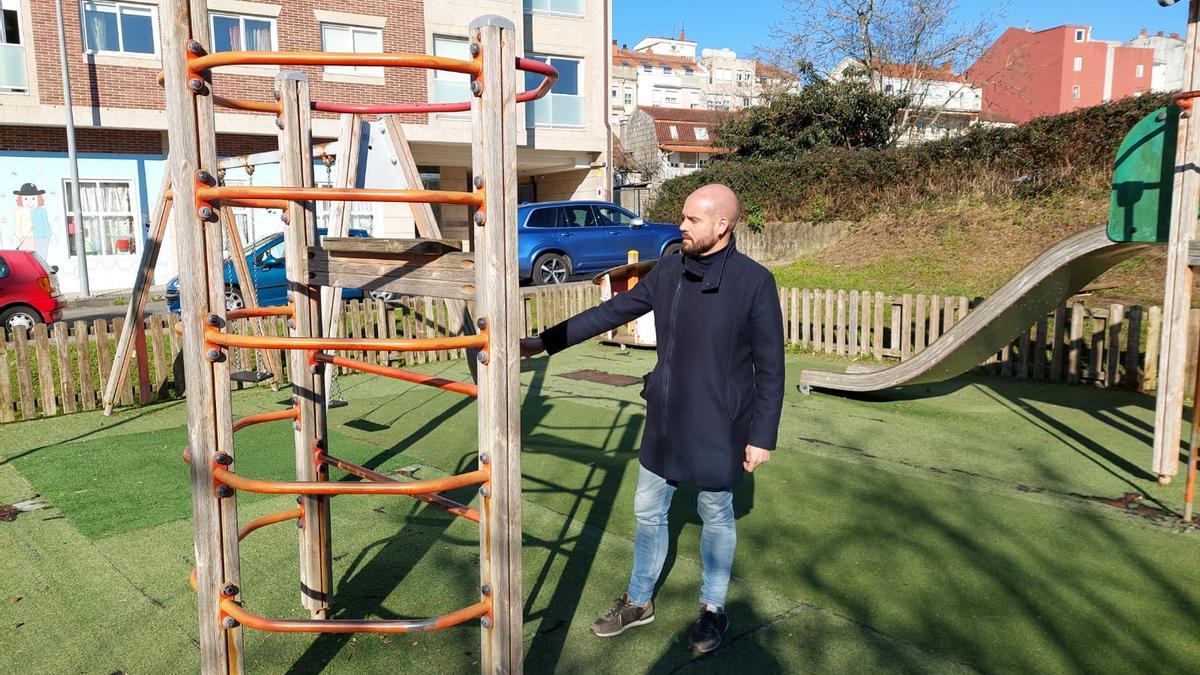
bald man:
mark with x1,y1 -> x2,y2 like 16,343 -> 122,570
521,184 -> 785,653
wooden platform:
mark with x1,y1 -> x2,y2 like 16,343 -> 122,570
309,237 -> 476,300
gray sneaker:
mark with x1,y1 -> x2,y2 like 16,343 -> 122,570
591,592 -> 655,637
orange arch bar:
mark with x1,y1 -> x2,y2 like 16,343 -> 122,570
232,407 -> 299,432
190,51 -> 481,78
228,305 -> 295,321
197,186 -> 483,208
313,353 -> 478,397
220,597 -> 491,634
213,466 -> 490,496
239,507 -> 303,542
206,327 -> 487,353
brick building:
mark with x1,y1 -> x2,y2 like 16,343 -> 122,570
967,24 -> 1154,125
0,0 -> 611,293
620,106 -> 729,188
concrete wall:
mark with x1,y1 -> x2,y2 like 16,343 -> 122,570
737,221 -> 851,264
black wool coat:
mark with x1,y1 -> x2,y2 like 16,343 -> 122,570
540,235 -> 785,490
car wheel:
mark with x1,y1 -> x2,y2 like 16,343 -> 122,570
0,306 -> 42,332
225,285 -> 245,311
663,242 -> 682,257
368,290 -> 395,303
532,253 -> 571,285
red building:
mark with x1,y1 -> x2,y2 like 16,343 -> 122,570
967,25 -> 1154,124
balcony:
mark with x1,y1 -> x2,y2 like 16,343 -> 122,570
0,43 -> 27,91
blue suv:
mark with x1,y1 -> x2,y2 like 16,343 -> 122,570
518,201 -> 680,284
165,228 -> 370,313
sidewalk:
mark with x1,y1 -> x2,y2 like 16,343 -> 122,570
60,286 -> 164,309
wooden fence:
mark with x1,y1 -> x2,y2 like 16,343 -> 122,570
0,281 -> 1183,423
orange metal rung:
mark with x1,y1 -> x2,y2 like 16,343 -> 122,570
213,466 -> 489,496
319,453 -> 480,523
189,50 -> 480,78
232,407 -> 299,432
196,186 -> 483,208
219,597 -> 491,634
206,327 -> 488,353
228,305 -> 295,321
313,353 -> 478,397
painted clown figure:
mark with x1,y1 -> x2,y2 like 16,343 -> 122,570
13,183 -> 52,259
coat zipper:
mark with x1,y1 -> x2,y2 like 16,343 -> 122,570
661,275 -> 684,429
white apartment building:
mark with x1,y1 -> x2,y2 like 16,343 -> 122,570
831,57 -> 983,144
1126,29 -> 1186,93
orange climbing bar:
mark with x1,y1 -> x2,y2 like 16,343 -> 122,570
219,198 -> 291,210
196,186 -> 482,208
239,507 -> 304,542
219,597 -> 491,634
227,305 -> 295,321
232,407 -> 298,432
313,353 -> 478,397
319,452 -> 479,523
213,465 -> 489,496
206,327 -> 488,353
190,51 -> 481,78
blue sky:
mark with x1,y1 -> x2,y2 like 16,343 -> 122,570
613,0 -> 1190,63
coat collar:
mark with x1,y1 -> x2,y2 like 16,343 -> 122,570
681,233 -> 737,292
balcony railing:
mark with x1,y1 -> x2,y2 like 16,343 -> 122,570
0,43 -> 27,91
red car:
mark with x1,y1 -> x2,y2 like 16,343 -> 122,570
0,250 -> 63,330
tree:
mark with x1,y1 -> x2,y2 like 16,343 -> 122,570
713,76 -> 907,160
764,0 -> 1002,143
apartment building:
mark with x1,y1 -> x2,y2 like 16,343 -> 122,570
831,57 -> 983,144
0,0 -> 611,293
1126,29 -> 1185,93
620,106 -> 729,187
967,24 -> 1154,125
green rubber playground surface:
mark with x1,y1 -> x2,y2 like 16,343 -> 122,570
2,342 -> 1199,673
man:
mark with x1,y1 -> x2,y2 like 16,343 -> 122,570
520,184 -> 785,653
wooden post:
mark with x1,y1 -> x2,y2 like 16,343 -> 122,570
471,16 -> 522,672
900,294 -> 912,360
102,177 -> 170,415
1068,301 -> 1085,384
848,290 -> 859,357
161,0 -> 244,670
1127,306 -> 1143,390
873,292 -> 884,360
1051,303 -> 1067,381
801,288 -> 810,349
1153,0 -> 1200,481
1145,306 -> 1164,393
221,205 -> 282,387
277,72 -> 333,618
1107,304 -> 1125,387
914,294 -> 927,353
789,287 -> 799,347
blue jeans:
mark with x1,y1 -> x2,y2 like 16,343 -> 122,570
626,464 -> 736,608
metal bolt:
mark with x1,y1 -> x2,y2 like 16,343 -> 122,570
215,484 -> 234,498
480,616 -> 492,629
273,89 -> 281,101
291,396 -> 299,405
310,363 -> 323,374
206,314 -> 225,328
188,77 -> 205,93
198,206 -> 217,222
186,41 -> 206,56
275,116 -> 284,129
196,169 -> 214,185
469,42 -> 480,57
473,211 -> 485,226
477,350 -> 489,365
280,212 -> 291,225
287,319 -> 297,330
476,317 -> 488,330
207,348 -> 225,362
481,584 -> 491,596
221,616 -> 239,629
315,438 -> 326,450
222,584 -> 239,597
296,496 -> 304,504
479,485 -> 490,498
1157,111 -> 1169,122
317,464 -> 328,475
471,80 -> 482,96
293,421 -> 301,431
213,452 -> 232,466
1184,111 -> 1192,120
473,176 -> 484,189
479,452 -> 491,465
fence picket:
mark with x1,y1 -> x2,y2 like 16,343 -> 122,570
53,322 -> 77,414
33,324 -> 56,416
0,331 -> 13,422
848,291 -> 859,357
13,327 -> 35,419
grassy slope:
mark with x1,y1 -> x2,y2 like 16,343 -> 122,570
2,344 -> 1199,673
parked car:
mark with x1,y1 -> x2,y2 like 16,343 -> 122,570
0,250 -> 63,330
517,201 -> 681,285
166,228 -> 372,313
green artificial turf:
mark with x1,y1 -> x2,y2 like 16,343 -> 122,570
2,343 -> 1199,673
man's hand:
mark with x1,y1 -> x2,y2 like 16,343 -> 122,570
743,444 -> 771,472
520,337 -> 546,359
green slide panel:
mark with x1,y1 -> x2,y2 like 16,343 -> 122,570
1108,106 -> 1178,244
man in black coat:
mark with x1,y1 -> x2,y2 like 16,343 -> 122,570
520,184 -> 785,653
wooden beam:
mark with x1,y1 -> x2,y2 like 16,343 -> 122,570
1152,0 -> 1200,482
102,177 -> 171,415
278,72 -> 333,618
162,0 -> 244,671
216,139 -> 338,170
221,206 -> 281,388
471,16 -> 522,673
321,236 -> 463,256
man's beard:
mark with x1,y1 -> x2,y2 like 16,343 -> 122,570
682,232 -> 718,256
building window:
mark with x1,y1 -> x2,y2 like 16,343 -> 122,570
315,180 -> 380,233
663,65 -> 671,74
884,83 -> 894,94
610,86 -> 617,99
62,179 -> 138,257
432,35 -> 470,112
1,1 -> 26,91
321,23 -> 383,77
1137,64 -> 1145,78
211,13 -> 275,52
695,126 -> 708,140
1074,29 -> 1085,42
524,0 -> 583,16
1073,56 -> 1082,71
525,55 -> 582,126
1072,85 -> 1080,100
624,91 -> 632,105
665,91 -> 678,105
668,124 -> 678,139
83,1 -> 157,56
642,63 -> 651,72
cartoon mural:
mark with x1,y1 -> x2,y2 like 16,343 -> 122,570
11,182 -> 51,259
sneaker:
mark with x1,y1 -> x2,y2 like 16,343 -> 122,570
688,605 -> 729,653
591,592 -> 655,637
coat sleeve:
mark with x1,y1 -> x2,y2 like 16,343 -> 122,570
540,263 -> 659,355
747,272 -> 785,450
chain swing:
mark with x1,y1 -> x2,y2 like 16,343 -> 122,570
229,161 -> 274,384
321,152 -> 349,409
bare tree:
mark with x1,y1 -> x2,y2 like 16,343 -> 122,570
764,0 -> 1006,144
